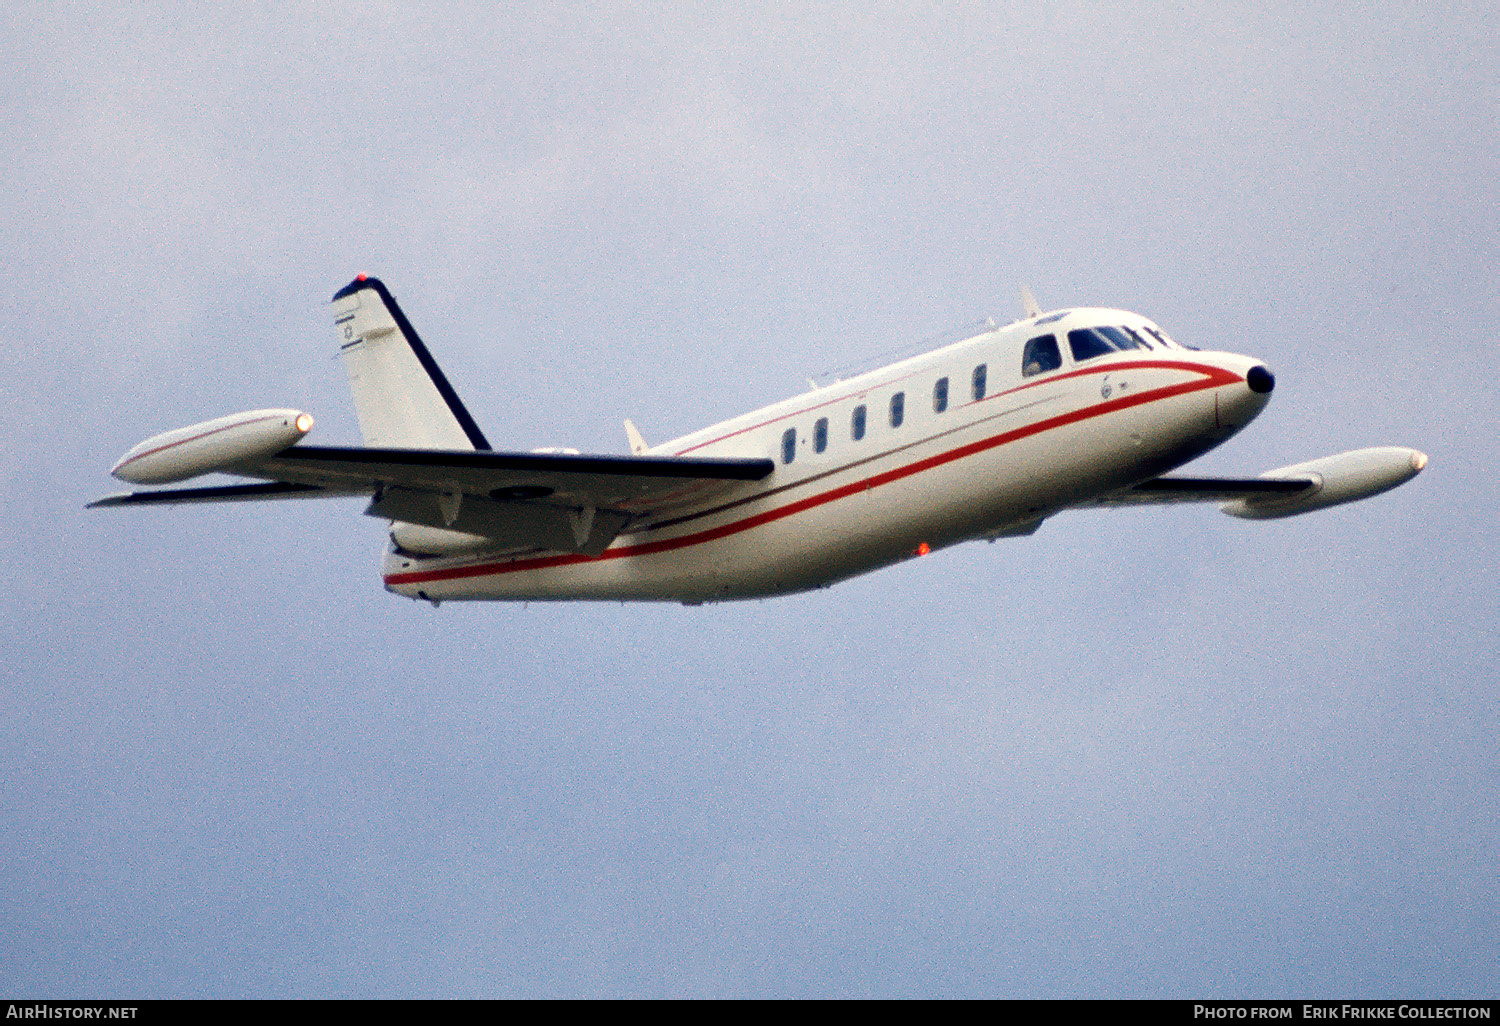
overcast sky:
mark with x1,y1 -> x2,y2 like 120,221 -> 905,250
2,1 -> 1496,998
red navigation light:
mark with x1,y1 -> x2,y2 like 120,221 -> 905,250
356,272 -> 367,281
916,542 -> 930,556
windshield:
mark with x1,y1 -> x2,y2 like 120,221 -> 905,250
1068,324 -> 1188,361
1068,328 -> 1119,361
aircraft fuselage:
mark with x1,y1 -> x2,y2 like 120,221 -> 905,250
381,308 -> 1272,603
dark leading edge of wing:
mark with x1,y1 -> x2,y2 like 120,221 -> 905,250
265,446 -> 775,481
87,482 -> 340,508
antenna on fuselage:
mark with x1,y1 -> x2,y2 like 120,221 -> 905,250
1020,285 -> 1042,319
624,419 -> 649,455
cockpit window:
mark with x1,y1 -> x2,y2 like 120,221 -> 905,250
1022,334 -> 1062,377
1068,328 -> 1117,361
1121,326 -> 1153,350
1098,326 -> 1144,350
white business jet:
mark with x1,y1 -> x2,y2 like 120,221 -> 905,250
92,276 -> 1427,605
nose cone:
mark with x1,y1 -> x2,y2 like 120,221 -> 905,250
1246,364 -> 1275,394
1209,356 -> 1275,439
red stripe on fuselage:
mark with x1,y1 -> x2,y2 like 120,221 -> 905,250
672,357 -> 1212,454
384,360 -> 1240,586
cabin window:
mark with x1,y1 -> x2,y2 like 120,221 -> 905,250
1021,334 -> 1063,377
1068,328 -> 1116,361
1098,326 -> 1144,350
972,364 -> 987,401
814,417 -> 828,453
851,404 -> 866,440
933,377 -> 949,413
781,427 -> 796,464
890,392 -> 905,428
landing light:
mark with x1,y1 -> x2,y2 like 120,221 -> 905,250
295,413 -> 314,433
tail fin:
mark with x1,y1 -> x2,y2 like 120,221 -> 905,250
330,275 -> 490,450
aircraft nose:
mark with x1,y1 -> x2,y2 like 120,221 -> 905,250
1210,357 -> 1275,437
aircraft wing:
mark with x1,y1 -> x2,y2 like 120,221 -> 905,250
1077,476 -> 1315,507
1076,447 -> 1427,520
90,444 -> 774,556
88,481 -> 351,506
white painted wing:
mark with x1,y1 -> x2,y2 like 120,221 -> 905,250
1075,476 -> 1316,507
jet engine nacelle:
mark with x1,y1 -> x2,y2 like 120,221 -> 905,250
111,409 -> 314,485
1221,446 -> 1428,520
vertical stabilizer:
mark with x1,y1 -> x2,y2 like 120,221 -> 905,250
330,276 -> 490,450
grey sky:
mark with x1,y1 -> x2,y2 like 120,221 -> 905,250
2,1 -> 1496,997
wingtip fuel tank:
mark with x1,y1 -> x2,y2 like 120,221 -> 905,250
1220,446 -> 1428,520
111,409 -> 314,485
